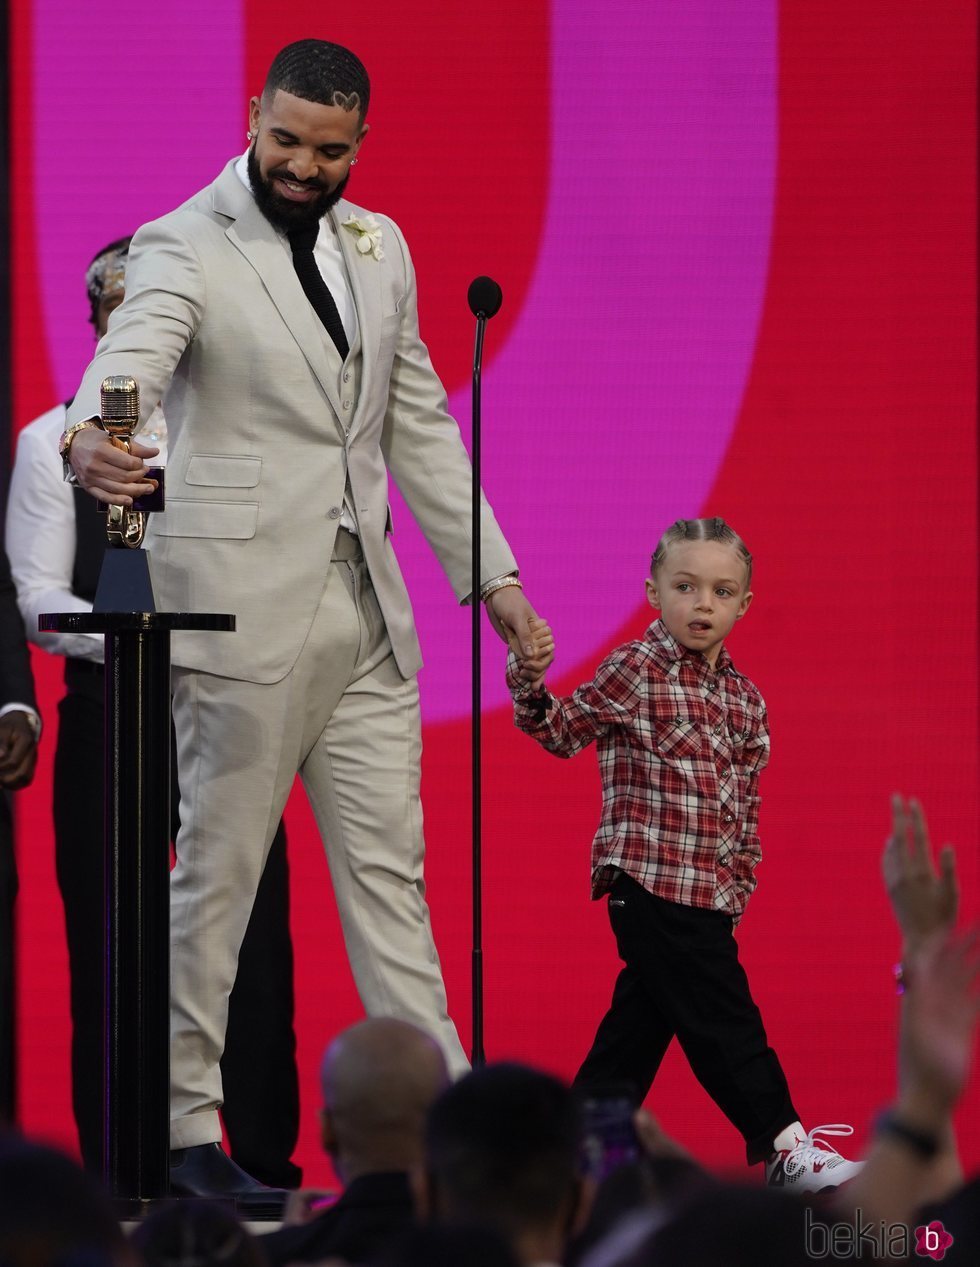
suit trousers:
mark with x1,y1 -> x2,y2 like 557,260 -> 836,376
53,675 -> 300,1185
573,870 -> 798,1164
169,538 -> 468,1147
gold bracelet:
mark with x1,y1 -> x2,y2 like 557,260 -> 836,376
480,575 -> 523,603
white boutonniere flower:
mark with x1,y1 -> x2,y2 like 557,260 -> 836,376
342,214 -> 384,262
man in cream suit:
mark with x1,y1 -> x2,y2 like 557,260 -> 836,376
64,40 -> 536,1202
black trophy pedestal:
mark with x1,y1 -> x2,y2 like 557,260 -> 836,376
39,607 -> 234,1212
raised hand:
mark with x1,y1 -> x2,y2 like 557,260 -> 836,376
900,925 -> 980,1117
882,795 -> 958,954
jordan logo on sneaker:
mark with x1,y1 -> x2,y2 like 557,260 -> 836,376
765,1124 -> 863,1195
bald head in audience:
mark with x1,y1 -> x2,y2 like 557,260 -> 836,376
320,1018 -> 451,1183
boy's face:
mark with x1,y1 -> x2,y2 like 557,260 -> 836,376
646,539 -> 752,668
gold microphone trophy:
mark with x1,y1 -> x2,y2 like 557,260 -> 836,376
100,374 -> 164,548
93,375 -> 164,612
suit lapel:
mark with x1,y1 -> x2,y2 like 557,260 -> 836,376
215,165 -> 347,435
333,201 -> 383,441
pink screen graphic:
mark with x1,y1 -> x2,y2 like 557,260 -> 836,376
9,0 -> 977,1182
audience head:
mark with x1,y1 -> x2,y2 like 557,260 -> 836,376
420,1062 -> 589,1265
320,1017 -> 450,1183
375,1223 -> 523,1267
130,1200 -> 264,1267
0,1134 -> 133,1267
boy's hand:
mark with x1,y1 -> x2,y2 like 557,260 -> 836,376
518,617 -> 555,691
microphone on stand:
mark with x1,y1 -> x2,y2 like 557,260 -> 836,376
468,276 -> 504,321
468,276 -> 502,1069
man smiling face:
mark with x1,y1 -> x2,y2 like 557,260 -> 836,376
247,88 -> 368,232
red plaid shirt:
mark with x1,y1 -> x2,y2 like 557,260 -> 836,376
508,619 -> 769,921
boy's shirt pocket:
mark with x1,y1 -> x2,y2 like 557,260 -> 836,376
644,676 -> 706,762
654,715 -> 703,760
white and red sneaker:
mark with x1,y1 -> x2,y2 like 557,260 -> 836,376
766,1123 -> 864,1194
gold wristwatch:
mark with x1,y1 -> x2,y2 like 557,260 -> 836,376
58,418 -> 104,484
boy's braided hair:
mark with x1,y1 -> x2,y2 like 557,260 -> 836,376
651,517 -> 753,587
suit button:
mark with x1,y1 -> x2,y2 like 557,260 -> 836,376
343,371 -> 351,383
328,507 -> 341,519
342,399 -> 352,410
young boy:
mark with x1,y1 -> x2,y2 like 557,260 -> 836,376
509,517 -> 861,1192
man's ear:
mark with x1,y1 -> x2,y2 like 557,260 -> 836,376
735,590 -> 754,620
410,1165 -> 434,1220
645,577 -> 660,610
320,1107 -> 338,1156
248,96 -> 261,134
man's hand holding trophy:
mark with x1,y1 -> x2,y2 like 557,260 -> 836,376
57,375 -> 164,547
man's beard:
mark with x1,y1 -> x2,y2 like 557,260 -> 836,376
247,145 -> 349,233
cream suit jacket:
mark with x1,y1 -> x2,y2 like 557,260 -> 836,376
67,159 -> 516,684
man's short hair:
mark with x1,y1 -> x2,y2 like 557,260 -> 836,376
425,1063 -> 582,1239
263,39 -> 370,120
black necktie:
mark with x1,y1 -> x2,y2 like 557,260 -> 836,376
287,223 -> 350,361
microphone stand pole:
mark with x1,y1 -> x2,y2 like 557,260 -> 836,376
467,275 -> 501,1069
471,311 -> 487,1068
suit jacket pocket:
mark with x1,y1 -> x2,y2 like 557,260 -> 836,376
378,313 -> 402,358
185,455 -> 262,487
153,499 -> 258,539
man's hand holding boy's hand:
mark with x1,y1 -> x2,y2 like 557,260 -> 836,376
517,616 -> 555,692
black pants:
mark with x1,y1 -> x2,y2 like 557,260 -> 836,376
573,871 -> 798,1164
0,800 -> 15,1125
53,682 -> 301,1186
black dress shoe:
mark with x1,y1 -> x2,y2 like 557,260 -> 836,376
170,1143 -> 287,1214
